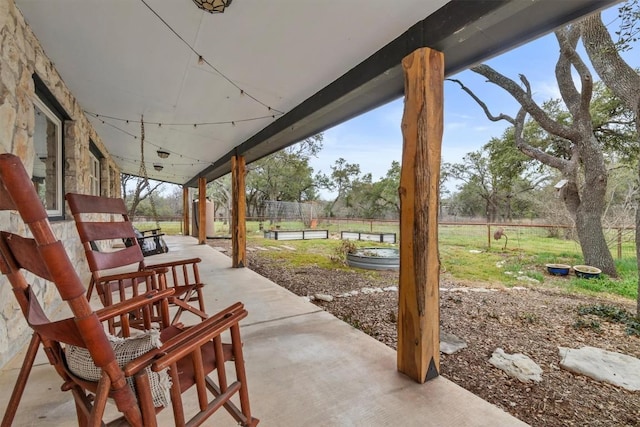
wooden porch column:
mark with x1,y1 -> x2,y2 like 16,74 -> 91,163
231,155 -> 247,268
182,185 -> 190,236
397,47 -> 443,383
198,177 -> 206,244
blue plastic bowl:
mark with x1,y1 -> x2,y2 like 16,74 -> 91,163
573,265 -> 601,279
546,263 -> 571,276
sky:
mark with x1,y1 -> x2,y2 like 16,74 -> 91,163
309,4 -> 638,198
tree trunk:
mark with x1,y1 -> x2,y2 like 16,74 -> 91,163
636,159 -> 640,316
581,13 -> 640,312
575,204 -> 616,276
560,141 -> 617,277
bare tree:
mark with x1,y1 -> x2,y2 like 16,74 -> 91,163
450,25 -> 617,276
121,173 -> 163,218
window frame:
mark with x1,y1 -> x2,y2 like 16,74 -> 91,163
33,95 -> 64,219
88,140 -> 103,196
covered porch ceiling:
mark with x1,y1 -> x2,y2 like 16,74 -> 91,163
15,0 -> 617,187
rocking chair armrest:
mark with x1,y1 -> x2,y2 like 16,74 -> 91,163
96,268 -> 169,284
138,228 -> 162,235
136,234 -> 165,242
144,257 -> 202,270
123,302 -> 246,375
95,288 -> 175,322
151,307 -> 247,371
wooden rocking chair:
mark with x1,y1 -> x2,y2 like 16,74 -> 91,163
0,153 -> 258,427
65,193 -> 207,325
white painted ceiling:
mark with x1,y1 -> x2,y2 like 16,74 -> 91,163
15,0 -> 450,184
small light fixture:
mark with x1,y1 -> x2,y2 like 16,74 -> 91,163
153,163 -> 164,171
192,0 -> 232,13
157,149 -> 170,159
38,154 -> 48,162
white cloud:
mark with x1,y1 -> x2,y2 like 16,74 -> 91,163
532,80 -> 560,102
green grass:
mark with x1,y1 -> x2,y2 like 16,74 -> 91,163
133,221 -> 184,235
148,219 -> 638,302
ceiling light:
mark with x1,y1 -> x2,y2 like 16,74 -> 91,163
153,163 -> 164,171
157,149 -> 170,159
192,0 -> 232,14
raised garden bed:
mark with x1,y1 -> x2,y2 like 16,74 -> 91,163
341,231 -> 396,244
263,230 -> 329,241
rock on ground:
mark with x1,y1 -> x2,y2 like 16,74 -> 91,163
440,331 -> 467,355
559,346 -> 640,391
488,348 -> 543,383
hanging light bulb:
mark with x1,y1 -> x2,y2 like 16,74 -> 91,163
157,149 -> 170,159
192,0 -> 232,13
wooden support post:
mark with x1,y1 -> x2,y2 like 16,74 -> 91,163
198,177 -> 206,245
231,155 -> 247,268
397,47 -> 443,383
183,186 -> 190,237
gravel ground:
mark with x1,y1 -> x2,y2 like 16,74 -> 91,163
211,240 -> 640,426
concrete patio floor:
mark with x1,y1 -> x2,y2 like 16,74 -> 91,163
0,236 -> 527,426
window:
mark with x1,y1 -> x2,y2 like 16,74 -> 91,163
89,141 -> 103,196
33,96 -> 63,218
89,153 -> 100,195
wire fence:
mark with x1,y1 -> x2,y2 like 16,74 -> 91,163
133,216 -> 637,260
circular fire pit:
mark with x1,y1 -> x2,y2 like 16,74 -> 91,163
346,247 -> 399,270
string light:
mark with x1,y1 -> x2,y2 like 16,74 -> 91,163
85,110 -> 278,127
113,154 -> 202,181
86,114 -> 212,164
139,0 -> 284,115
113,154 -> 210,168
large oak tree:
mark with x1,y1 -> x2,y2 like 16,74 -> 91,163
451,26 -> 619,277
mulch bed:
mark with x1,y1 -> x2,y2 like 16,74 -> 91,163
211,241 -> 640,426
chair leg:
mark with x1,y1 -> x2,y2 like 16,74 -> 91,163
72,396 -> 89,427
1,333 -> 41,427
88,374 -> 111,427
134,371 -> 158,427
230,325 -> 258,426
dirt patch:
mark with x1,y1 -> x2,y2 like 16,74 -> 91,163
212,241 -> 640,426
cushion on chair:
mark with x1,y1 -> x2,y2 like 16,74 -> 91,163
66,329 -> 171,407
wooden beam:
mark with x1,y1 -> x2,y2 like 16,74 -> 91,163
182,185 -> 190,237
198,177 -> 206,245
231,155 -> 247,268
397,47 -> 443,383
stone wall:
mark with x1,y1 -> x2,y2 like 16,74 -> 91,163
0,0 -> 121,368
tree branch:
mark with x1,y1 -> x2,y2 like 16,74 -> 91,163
581,13 -> 640,116
470,64 -> 578,140
512,108 -> 570,171
555,26 -> 593,121
446,79 -> 515,124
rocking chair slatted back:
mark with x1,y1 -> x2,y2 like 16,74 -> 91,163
66,192 -> 208,325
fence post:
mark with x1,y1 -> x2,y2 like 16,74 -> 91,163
487,223 -> 491,249
617,228 -> 622,259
